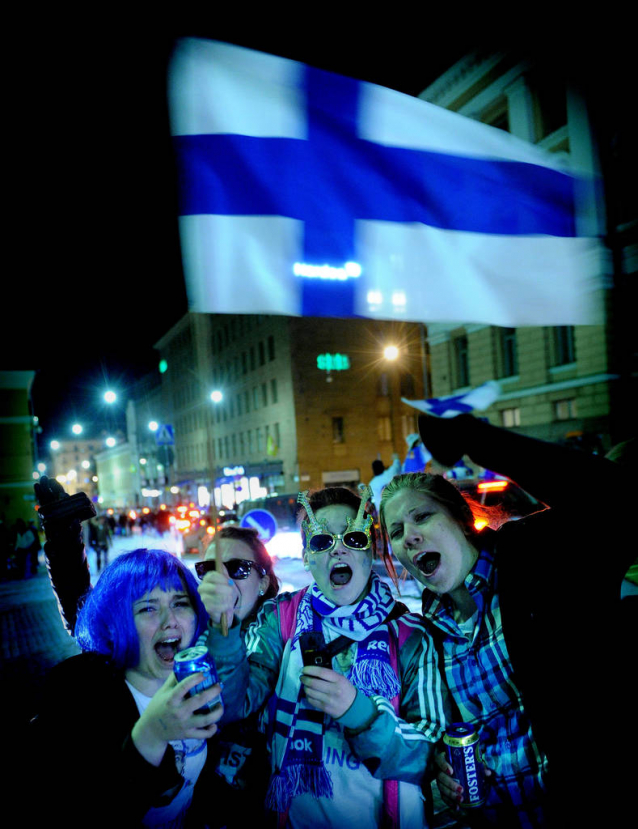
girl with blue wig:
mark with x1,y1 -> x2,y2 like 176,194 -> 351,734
30,548 -> 223,829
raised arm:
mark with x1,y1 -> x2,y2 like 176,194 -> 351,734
34,476 -> 95,634
417,413 -> 631,517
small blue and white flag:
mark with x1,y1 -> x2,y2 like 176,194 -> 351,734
402,380 -> 501,417
168,38 -> 604,326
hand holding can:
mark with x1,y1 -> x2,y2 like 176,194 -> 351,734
442,723 -> 487,807
173,645 -> 224,714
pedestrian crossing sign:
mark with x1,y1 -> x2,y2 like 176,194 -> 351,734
155,424 -> 175,446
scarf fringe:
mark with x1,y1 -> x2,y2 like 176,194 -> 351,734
266,762 -> 334,812
349,659 -> 402,700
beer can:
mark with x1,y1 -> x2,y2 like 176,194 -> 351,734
443,723 -> 487,807
173,645 -> 223,714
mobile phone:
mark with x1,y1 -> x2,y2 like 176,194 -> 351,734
299,631 -> 332,668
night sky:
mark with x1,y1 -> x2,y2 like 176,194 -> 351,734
4,19 -> 628,447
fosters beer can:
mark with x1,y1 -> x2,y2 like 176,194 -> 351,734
443,723 -> 487,807
173,645 -> 223,714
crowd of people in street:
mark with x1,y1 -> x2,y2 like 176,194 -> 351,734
0,515 -> 42,580
14,414 -> 637,828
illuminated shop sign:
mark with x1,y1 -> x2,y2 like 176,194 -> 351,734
317,353 -> 350,371
293,261 -> 362,281
223,465 -> 245,476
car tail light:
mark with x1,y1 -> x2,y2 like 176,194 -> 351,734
478,480 -> 508,492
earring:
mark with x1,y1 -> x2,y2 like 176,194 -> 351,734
303,562 -> 311,571
259,589 -> 265,596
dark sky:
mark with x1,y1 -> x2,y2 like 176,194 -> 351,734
4,20 -> 628,444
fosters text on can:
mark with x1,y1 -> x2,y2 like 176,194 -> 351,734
173,645 -> 223,714
443,723 -> 487,807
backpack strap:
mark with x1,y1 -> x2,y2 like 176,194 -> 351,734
276,585 -> 308,641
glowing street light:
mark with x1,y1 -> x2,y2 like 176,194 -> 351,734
383,345 -> 400,361
148,420 -> 159,432
71,424 -> 83,435
210,390 -> 223,403
104,390 -> 117,404
50,440 -> 60,450
105,436 -> 116,448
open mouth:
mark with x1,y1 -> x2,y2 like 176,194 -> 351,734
154,637 -> 181,663
330,562 -> 353,586
413,552 -> 441,578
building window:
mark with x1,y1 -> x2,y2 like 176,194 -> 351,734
553,326 -> 576,366
531,71 -> 567,140
241,352 -> 247,374
261,382 -> 268,407
224,436 -> 229,457
378,373 -> 390,396
253,387 -> 259,409
247,430 -> 253,454
259,341 -> 265,366
236,394 -> 242,416
400,373 -> 415,398
332,416 -> 345,444
250,346 -> 255,371
554,398 -> 577,420
482,96 -> 509,132
245,390 -> 250,413
500,328 -> 518,377
268,335 -> 275,361
270,378 -> 278,404
239,432 -> 245,455
274,422 -> 280,447
453,335 -> 470,388
501,407 -> 521,427
401,414 -> 417,440
256,427 -> 263,454
377,416 -> 392,441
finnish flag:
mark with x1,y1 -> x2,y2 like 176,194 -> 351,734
402,381 -> 501,418
168,38 -> 604,326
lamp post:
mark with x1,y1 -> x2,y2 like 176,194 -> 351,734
206,390 -> 224,526
383,345 -> 400,454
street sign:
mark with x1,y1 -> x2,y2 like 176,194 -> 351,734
240,509 -> 278,542
155,424 -> 175,446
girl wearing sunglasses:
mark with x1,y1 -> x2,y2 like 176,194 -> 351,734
196,525 -> 280,828
201,486 -> 449,829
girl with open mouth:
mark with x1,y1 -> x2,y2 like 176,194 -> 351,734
30,549 -> 222,829
380,412 -> 635,828
202,485 -> 449,828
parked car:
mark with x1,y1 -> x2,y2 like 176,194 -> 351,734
455,475 -> 544,526
237,493 -> 303,558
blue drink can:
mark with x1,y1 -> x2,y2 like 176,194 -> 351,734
443,723 -> 487,807
173,645 -> 223,714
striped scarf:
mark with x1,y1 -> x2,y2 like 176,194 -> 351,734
266,574 -> 401,812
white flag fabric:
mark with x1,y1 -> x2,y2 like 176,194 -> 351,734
401,381 -> 502,418
168,38 -> 605,326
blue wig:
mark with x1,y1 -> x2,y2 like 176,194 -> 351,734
74,549 -> 208,671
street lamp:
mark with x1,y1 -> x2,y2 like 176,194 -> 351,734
383,345 -> 401,453
148,421 -> 159,432
50,440 -> 60,450
210,390 -> 223,403
105,436 -> 116,448
104,390 -> 117,404
71,423 -> 83,435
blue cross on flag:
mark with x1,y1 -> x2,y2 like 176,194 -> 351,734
168,38 -> 604,327
402,381 -> 501,418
